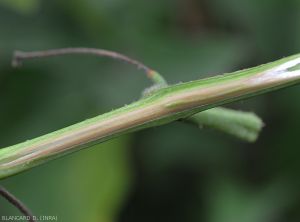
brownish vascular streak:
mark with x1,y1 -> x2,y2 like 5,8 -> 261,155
1,68 -> 298,167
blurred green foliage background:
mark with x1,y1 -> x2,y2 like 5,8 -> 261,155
1,0 -> 300,221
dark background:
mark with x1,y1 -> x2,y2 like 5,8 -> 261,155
1,0 -> 300,221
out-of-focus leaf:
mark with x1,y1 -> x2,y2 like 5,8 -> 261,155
64,136 -> 132,222
207,178 -> 296,222
0,0 -> 39,14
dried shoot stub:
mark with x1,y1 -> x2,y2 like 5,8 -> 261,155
12,47 -> 167,86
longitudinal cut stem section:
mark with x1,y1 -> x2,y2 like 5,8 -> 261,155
0,53 -> 300,179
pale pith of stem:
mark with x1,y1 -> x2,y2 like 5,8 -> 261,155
1,49 -> 300,180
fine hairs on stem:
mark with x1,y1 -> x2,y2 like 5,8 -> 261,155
12,47 -> 167,85
0,186 -> 35,222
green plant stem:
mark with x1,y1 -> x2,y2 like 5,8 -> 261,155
144,70 -> 264,140
1,53 -> 300,179
145,70 -> 263,142
13,48 -> 261,142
